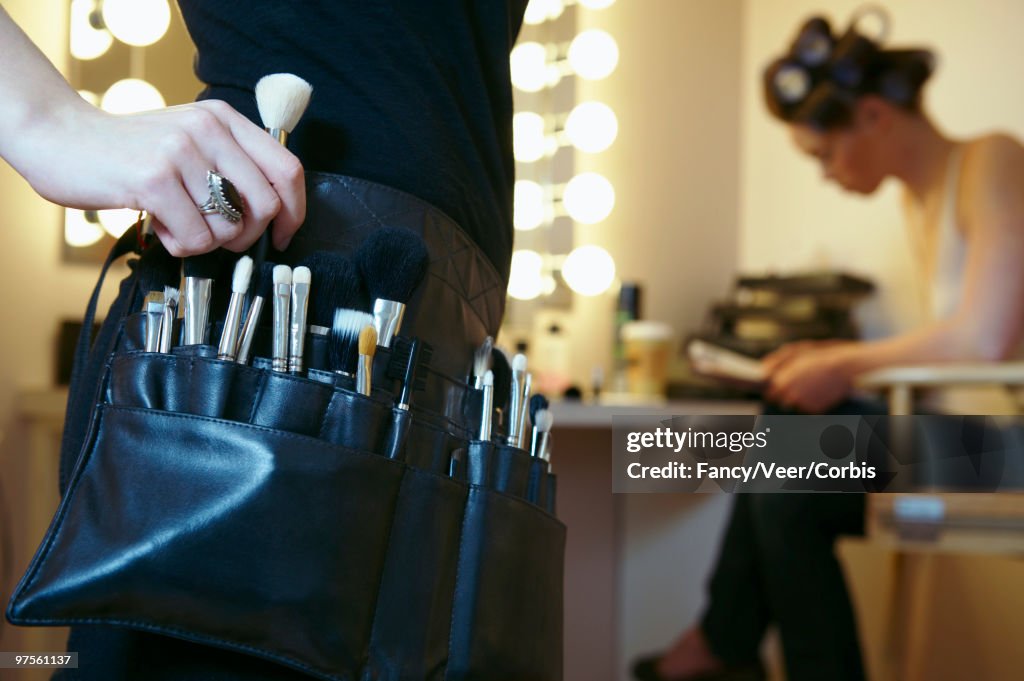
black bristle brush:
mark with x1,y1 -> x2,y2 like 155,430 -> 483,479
356,226 -> 430,347
330,308 -> 374,376
490,348 -> 512,430
182,250 -> 225,345
386,336 -> 434,410
300,252 -> 370,331
529,394 -> 550,427
236,262 -> 276,364
137,242 -> 181,295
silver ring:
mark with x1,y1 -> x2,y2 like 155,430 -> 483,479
198,170 -> 243,223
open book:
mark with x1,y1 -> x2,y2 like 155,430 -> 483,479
686,339 -> 767,389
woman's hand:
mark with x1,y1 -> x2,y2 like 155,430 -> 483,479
762,341 -> 856,413
16,99 -> 305,256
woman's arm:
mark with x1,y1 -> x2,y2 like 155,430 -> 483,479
765,135 -> 1024,411
0,7 -> 305,255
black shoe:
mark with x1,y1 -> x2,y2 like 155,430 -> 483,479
631,654 -> 766,681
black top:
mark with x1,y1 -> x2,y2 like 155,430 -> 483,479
177,0 -> 527,281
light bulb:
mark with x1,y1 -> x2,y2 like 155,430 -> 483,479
513,112 -> 547,163
514,181 -> 546,231
102,0 -> 171,47
563,172 -> 615,224
64,209 -> 105,247
508,250 -> 545,301
98,208 -> 139,238
578,0 -> 616,8
568,30 -> 619,80
562,245 -> 616,296
510,42 -> 548,93
565,101 -> 618,153
101,78 -> 165,114
70,0 -> 113,60
523,0 -> 565,25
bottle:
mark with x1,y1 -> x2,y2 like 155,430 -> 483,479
612,283 -> 643,391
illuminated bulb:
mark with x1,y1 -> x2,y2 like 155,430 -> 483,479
510,42 -> 548,92
64,209 -> 105,247
568,30 -> 619,80
562,245 -> 616,296
541,274 -> 558,296
578,0 -> 616,8
70,0 -> 113,60
101,78 -> 165,114
98,208 -> 139,238
523,0 -> 565,25
565,101 -> 618,153
513,112 -> 547,163
563,172 -> 615,224
514,181 -> 546,231
508,250 -> 545,301
102,0 -> 171,47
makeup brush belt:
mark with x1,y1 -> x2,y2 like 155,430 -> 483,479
6,175 -> 564,681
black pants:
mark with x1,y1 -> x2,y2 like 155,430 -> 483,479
700,493 -> 867,681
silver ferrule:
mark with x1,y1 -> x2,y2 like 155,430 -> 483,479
183,278 -> 212,345
159,297 -> 177,353
265,128 -> 289,146
144,301 -> 165,352
538,432 -> 552,463
236,297 -> 264,365
479,382 -> 494,441
310,324 -> 330,336
516,373 -> 533,449
217,292 -> 246,361
507,370 -> 526,448
530,427 -> 541,458
272,283 -> 291,372
357,355 -> 372,396
288,281 -> 310,373
371,298 -> 406,348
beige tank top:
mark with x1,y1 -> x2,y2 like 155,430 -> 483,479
905,145 -> 1021,414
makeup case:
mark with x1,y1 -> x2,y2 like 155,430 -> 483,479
6,174 -> 565,681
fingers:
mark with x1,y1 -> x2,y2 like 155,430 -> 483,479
194,100 -> 306,250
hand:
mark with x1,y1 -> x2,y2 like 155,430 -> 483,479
17,99 -> 305,256
763,342 -> 856,413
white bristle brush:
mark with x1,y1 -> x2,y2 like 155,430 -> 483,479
217,256 -> 253,361
255,74 -> 313,146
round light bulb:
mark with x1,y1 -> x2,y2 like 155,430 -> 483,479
510,42 -> 549,93
101,78 -> 165,114
64,209 -> 105,247
508,250 -> 545,301
562,245 -> 616,296
513,112 -> 547,163
514,181 -> 546,231
102,0 -> 171,47
97,208 -> 139,238
70,0 -> 113,60
578,0 -> 616,8
565,101 -> 618,153
563,172 -> 615,224
523,0 -> 565,25
541,274 -> 558,296
568,30 -> 619,80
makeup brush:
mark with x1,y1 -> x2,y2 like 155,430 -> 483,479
357,325 -> 378,396
479,369 -> 495,441
182,250 -> 224,345
289,265 -> 312,373
532,408 -> 554,464
490,348 -> 512,432
271,264 -> 292,372
216,256 -> 253,361
251,74 -> 313,265
137,242 -> 181,295
142,291 -> 165,352
529,394 -> 550,428
236,261 -> 274,365
330,309 -> 374,376
386,336 -> 433,410
517,372 -> 533,449
507,353 -> 528,448
159,286 -> 179,353
472,336 -> 494,389
356,227 -> 430,347
301,252 -> 369,333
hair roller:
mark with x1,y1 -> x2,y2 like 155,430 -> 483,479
789,17 -> 834,67
829,29 -> 880,90
792,81 -> 857,130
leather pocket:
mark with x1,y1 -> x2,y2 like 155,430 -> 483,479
447,486 -> 565,681
8,405 -> 404,681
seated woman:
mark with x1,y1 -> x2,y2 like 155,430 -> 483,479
634,9 -> 1024,681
